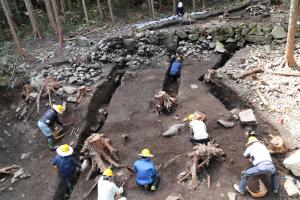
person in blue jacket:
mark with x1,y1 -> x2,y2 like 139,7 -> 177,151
168,57 -> 183,82
53,144 -> 81,197
134,149 -> 159,191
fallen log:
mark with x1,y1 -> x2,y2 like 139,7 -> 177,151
153,91 -> 176,115
237,67 -> 264,79
0,165 -> 20,175
269,71 -> 300,77
177,143 -> 224,189
255,89 -> 268,106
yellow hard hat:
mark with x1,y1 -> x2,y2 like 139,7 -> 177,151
61,144 -> 69,152
53,104 -> 64,114
103,168 -> 113,177
56,144 -> 73,157
246,136 -> 258,146
138,149 -> 154,157
187,114 -> 195,121
176,57 -> 182,61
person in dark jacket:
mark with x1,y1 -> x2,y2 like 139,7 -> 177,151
37,104 -> 64,150
134,149 -> 159,191
168,57 -> 183,82
176,2 -> 186,17
53,144 -> 81,196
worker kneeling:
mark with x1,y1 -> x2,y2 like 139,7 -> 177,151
97,168 -> 126,200
134,149 -> 160,191
168,57 -> 183,82
233,136 -> 280,196
187,114 -> 209,145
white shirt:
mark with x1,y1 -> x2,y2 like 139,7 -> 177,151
189,120 -> 208,140
244,142 -> 272,166
97,176 -> 123,200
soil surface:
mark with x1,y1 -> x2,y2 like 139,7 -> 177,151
71,56 -> 290,199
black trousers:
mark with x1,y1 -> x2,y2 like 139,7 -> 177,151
190,138 -> 209,145
138,175 -> 160,190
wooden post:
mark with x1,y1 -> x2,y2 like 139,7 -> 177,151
173,0 -> 176,15
24,0 -> 43,40
107,0 -> 115,25
51,0 -> 63,47
0,0 -> 24,60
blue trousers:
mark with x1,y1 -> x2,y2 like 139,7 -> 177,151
37,121 -> 53,137
239,162 -> 280,192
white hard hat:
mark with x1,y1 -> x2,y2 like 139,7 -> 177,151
178,2 -> 183,8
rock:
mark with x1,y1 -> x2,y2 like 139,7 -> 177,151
188,33 -> 199,41
238,109 -> 257,125
217,119 -> 236,128
125,54 -> 132,61
176,30 -> 188,39
68,76 -> 77,84
271,26 -> 287,39
123,38 -> 136,50
76,36 -> 90,47
137,49 -> 145,56
166,193 -> 183,200
11,168 -> 30,184
227,192 -> 236,200
284,179 -> 300,197
162,124 -> 185,137
165,36 -> 179,51
100,55 -> 108,62
67,96 -> 77,103
190,84 -> 198,89
148,34 -> 159,45
283,149 -> 300,176
21,152 -> 31,160
29,92 -> 38,100
63,86 -> 77,95
208,42 -> 216,49
214,41 -> 225,53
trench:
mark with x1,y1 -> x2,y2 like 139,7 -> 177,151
53,67 -> 125,200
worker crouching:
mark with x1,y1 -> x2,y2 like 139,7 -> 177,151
53,144 -> 81,197
187,114 -> 209,145
168,57 -> 183,82
37,104 -> 64,150
97,168 -> 127,200
134,149 -> 160,191
233,136 -> 280,195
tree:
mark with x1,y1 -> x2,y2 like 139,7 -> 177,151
44,0 -> 58,34
150,0 -> 155,18
96,0 -> 104,21
0,0 -> 24,60
284,0 -> 300,68
24,0 -> 43,40
148,0 -> 154,18
51,0 -> 63,46
59,0 -> 66,19
107,0 -> 114,25
193,0 -> 196,11
82,0 -> 89,25
173,0 -> 176,15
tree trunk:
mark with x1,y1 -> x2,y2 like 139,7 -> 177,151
67,0 -> 71,11
0,0 -> 24,60
59,0 -> 66,19
150,0 -> 155,18
82,0 -> 89,25
96,0 -> 104,21
12,0 -> 21,21
202,0 -> 205,11
3,0 -> 19,33
107,0 -> 115,25
24,0 -> 43,40
285,0 -> 300,68
44,0 -> 58,34
51,0 -> 63,46
173,0 -> 176,15
193,0 -> 196,11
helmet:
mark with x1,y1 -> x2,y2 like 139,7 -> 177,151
187,114 -> 195,121
246,136 -> 258,146
103,168 -> 113,177
178,2 -> 183,8
53,104 -> 64,114
56,144 -> 73,157
138,149 -> 154,157
176,57 -> 182,61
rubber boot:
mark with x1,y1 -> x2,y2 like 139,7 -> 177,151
47,136 -> 58,151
